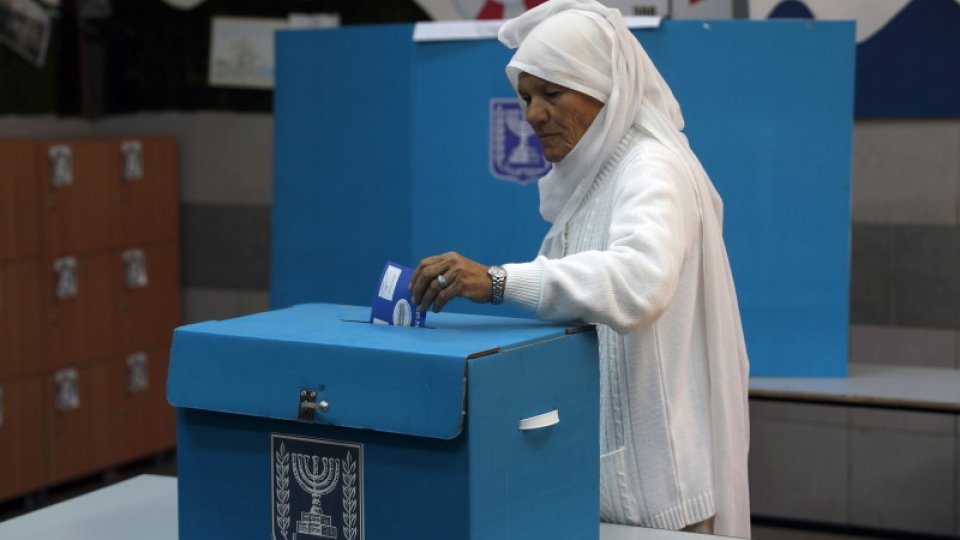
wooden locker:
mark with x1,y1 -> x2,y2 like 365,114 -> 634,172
117,137 -> 179,247
0,375 -> 45,502
0,140 -> 40,261
107,346 -> 175,465
116,243 -> 181,355
43,252 -> 118,369
0,260 -> 43,379
39,140 -> 121,256
45,363 -> 111,485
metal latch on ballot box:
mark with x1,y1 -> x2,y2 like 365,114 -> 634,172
298,389 -> 329,422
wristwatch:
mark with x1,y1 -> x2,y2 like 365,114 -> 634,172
487,265 -> 507,305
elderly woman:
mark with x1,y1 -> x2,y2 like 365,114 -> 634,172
410,0 -> 750,536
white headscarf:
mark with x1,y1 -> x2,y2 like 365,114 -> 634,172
500,2 -> 751,537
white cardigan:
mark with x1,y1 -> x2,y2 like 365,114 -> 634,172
503,127 -> 718,530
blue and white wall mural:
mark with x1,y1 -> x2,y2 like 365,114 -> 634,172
413,0 -> 732,21
751,0 -> 960,117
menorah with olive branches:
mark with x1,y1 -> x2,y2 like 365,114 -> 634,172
291,454 -> 341,538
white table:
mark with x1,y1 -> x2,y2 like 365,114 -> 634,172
750,362 -> 960,413
0,475 -> 178,540
0,474 -> 721,539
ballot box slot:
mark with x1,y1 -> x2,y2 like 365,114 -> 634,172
339,318 -> 437,329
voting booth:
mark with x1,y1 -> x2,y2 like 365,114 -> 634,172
272,21 -> 856,377
168,304 -> 599,539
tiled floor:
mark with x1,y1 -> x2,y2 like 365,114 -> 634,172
0,450 -> 176,523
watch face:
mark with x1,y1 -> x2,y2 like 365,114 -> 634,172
489,266 -> 507,278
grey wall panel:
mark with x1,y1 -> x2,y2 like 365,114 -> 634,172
749,403 -> 849,523
91,112 -> 274,206
0,112 -> 274,207
144,113 -> 273,206
850,408 -> 956,435
894,225 -> 960,329
180,204 -> 271,290
0,116 -> 93,138
849,224 -> 895,326
852,120 -> 960,226
849,427 -> 956,535
852,223 -> 960,331
182,287 -> 270,325
849,324 -> 958,368
750,400 -> 849,426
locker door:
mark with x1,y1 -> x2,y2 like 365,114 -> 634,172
43,252 -> 118,369
116,243 -> 181,354
39,140 -> 121,256
0,375 -> 45,502
107,353 -> 147,464
45,363 -> 111,485
0,140 -> 40,261
0,260 -> 43,379
107,346 -> 175,465
117,137 -> 179,247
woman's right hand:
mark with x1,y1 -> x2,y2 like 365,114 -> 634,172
410,252 -> 493,313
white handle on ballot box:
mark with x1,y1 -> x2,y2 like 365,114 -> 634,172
518,409 -> 560,431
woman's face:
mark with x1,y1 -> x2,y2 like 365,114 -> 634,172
517,72 -> 604,163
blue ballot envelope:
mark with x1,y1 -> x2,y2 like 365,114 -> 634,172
370,260 -> 425,327
167,303 -> 599,540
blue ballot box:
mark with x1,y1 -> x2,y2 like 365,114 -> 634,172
167,303 -> 599,540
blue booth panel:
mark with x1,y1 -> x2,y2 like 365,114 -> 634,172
272,21 -> 855,377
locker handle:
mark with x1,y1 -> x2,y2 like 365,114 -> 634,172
53,257 -> 79,300
54,369 -> 80,412
127,352 -> 149,394
122,140 -> 143,181
123,248 -> 149,289
519,409 -> 559,431
49,145 -> 73,187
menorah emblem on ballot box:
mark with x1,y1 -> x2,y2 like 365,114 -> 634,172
272,435 -> 363,540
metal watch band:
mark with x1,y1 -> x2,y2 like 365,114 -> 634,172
488,266 -> 506,305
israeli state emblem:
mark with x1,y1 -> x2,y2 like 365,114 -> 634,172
489,98 -> 551,184
272,434 -> 363,540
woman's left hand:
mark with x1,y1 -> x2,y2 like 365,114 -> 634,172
410,252 -> 492,313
